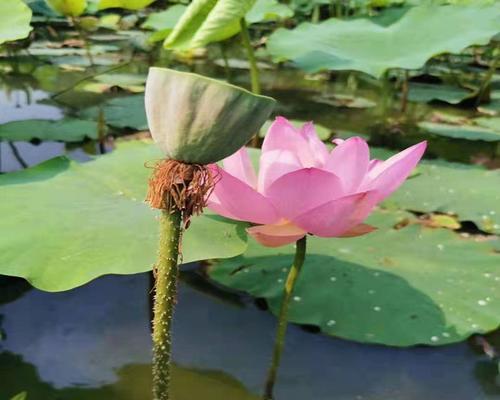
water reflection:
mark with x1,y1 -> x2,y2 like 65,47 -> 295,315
0,274 -> 498,400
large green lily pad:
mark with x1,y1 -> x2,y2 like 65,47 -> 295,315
418,121 -> 500,142
0,119 -> 98,142
80,96 -> 147,130
209,210 -> 500,346
407,82 -> 474,104
164,0 -> 256,50
0,140 -> 248,292
267,4 -> 500,78
0,0 -> 33,45
386,160 -> 500,234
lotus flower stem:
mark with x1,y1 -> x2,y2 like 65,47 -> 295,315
152,209 -> 182,400
476,44 -> 500,106
263,236 -> 307,400
400,70 -> 410,113
240,18 -> 261,95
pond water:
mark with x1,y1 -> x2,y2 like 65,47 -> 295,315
0,41 -> 499,400
0,273 -> 499,400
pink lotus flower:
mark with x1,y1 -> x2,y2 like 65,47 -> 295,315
208,117 -> 426,247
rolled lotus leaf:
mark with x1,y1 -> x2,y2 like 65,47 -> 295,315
145,67 -> 276,164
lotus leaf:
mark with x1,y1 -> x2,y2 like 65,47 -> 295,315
0,141 -> 248,291
209,210 -> 500,346
267,4 -> 500,78
0,0 -> 33,45
164,0 -> 256,50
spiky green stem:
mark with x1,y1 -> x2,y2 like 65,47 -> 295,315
263,236 -> 307,400
152,210 -> 182,400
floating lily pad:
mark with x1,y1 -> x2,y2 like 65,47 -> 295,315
387,160 -> 500,234
312,93 -> 377,109
407,82 -> 474,104
81,74 -> 146,93
0,119 -> 98,142
27,42 -> 119,57
209,210 -> 500,347
475,117 -> 500,132
267,4 -> 500,78
0,140 -> 248,291
80,95 -> 147,130
0,0 -> 33,45
478,98 -> 500,116
418,121 -> 500,142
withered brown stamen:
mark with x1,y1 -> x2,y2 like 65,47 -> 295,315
146,159 -> 218,225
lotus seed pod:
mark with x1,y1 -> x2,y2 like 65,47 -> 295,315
145,67 -> 276,164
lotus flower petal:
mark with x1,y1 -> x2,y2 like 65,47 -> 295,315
362,141 -> 427,200
325,137 -> 370,193
262,117 -> 317,167
208,117 -> 426,247
292,191 -> 378,237
145,67 -> 275,164
247,223 -> 307,248
266,168 -> 343,220
300,122 -> 329,166
207,165 -> 279,225
258,149 -> 302,194
222,147 -> 257,188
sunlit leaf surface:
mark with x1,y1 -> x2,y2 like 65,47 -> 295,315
0,141 -> 248,291
267,4 -> 500,78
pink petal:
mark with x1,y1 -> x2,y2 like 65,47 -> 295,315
362,141 -> 427,200
222,147 -> 257,188
262,117 -> 315,167
247,222 -> 306,248
207,165 -> 279,224
266,168 -> 344,220
332,138 -> 345,145
292,191 -> 378,237
257,149 -> 302,194
300,122 -> 329,166
324,137 -> 370,193
368,159 -> 383,172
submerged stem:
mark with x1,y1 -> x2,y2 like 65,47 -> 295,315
263,236 -> 307,400
152,210 -> 182,400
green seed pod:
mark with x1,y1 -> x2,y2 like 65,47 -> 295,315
145,67 -> 276,164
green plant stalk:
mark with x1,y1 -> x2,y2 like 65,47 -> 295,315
240,18 -> 262,147
263,236 -> 307,400
152,210 -> 182,400
70,17 -> 95,67
312,4 -> 320,23
240,18 -> 261,95
400,70 -> 410,113
476,45 -> 500,106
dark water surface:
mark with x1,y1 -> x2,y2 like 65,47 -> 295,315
0,273 -> 498,400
